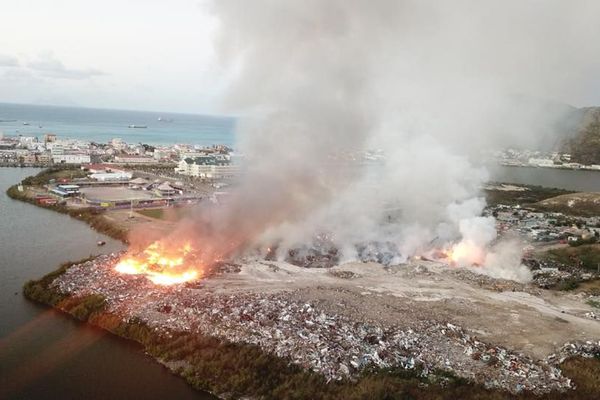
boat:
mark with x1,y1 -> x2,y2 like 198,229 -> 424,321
97,240 -> 106,246
22,122 -> 30,126
128,124 -> 147,128
157,117 -> 173,122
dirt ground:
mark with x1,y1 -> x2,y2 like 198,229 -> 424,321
79,186 -> 155,201
205,260 -> 600,360
101,208 -> 176,237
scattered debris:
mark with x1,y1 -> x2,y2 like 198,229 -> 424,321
49,254 -> 600,395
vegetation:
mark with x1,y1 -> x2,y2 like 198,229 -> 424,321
558,355 -> 600,398
531,193 -> 600,218
587,299 -> 600,309
137,206 -> 190,221
577,279 -> 600,296
69,294 -> 107,321
23,257 -> 95,306
485,184 -> 573,207
543,245 -> 600,272
567,107 -> 600,165
20,166 -> 89,186
554,278 -> 580,291
568,236 -> 598,247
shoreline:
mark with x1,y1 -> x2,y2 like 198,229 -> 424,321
498,163 -> 600,172
6,183 -> 128,243
9,168 -> 600,399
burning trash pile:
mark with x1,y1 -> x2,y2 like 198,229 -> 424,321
47,254 -> 584,395
114,241 -> 202,285
273,234 -> 490,270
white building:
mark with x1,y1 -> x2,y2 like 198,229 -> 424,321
52,153 -> 91,164
528,158 -> 554,167
90,171 -> 133,181
114,155 -> 155,164
18,136 -> 36,147
111,138 -> 125,150
153,149 -> 170,160
176,158 -> 239,179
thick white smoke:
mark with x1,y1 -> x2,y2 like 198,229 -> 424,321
180,0 -> 600,281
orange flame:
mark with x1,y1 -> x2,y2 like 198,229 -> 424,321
115,241 -> 202,285
445,240 -> 486,267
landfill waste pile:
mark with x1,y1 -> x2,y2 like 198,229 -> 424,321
47,254 -> 600,395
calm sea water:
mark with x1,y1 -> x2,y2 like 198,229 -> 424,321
0,102 -> 236,146
0,168 -> 213,399
490,165 -> 600,192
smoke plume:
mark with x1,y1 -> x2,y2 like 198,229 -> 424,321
147,1 -> 600,280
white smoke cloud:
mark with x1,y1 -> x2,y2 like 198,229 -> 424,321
481,240 -> 533,283
172,0 -> 600,281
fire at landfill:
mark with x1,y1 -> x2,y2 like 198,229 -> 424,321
113,234 -> 490,284
57,252 -> 600,395
115,241 -> 202,285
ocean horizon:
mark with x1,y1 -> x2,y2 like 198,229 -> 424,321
0,102 -> 236,147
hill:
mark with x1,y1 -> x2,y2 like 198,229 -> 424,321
565,107 -> 600,164
532,192 -> 600,217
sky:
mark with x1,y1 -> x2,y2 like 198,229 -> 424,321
0,0 -> 227,114
1,0 -> 600,114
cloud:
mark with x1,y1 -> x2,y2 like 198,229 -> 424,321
1,68 -> 36,81
28,53 -> 105,80
0,54 -> 19,67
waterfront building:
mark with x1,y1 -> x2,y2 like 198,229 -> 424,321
114,155 -> 155,164
52,153 -> 91,164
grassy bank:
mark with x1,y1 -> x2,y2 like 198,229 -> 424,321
531,192 -> 600,218
137,206 -> 190,221
543,245 -> 600,273
23,260 -> 600,400
485,184 -> 574,208
20,165 -> 89,185
6,168 -> 128,242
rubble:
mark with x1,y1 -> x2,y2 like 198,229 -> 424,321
584,311 -> 600,321
47,254 -> 600,395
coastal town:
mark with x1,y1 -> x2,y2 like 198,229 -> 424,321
3,132 -> 600,255
493,149 -> 600,170
0,132 -> 234,170
4,130 -> 600,173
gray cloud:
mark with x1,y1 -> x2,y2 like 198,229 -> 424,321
0,54 -> 19,67
28,53 -> 104,80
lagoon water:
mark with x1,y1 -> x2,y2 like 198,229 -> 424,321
490,165 -> 600,192
0,168 -> 212,399
0,102 -> 235,147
